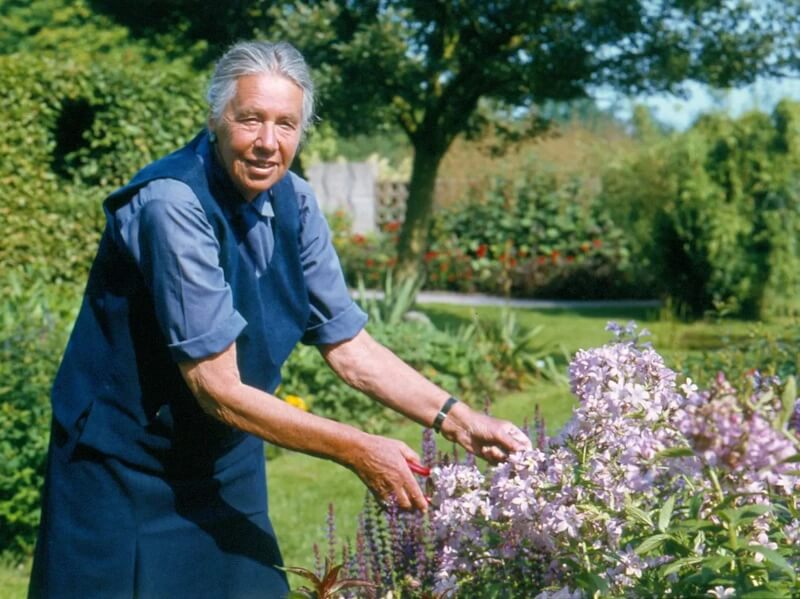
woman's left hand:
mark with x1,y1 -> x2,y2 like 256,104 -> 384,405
440,403 -> 532,463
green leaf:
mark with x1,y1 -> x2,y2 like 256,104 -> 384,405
635,533 -> 671,555
661,556 -> 705,576
658,495 -> 676,532
655,446 -> 695,459
779,375 -> 797,429
741,589 -> 793,599
575,571 -> 609,595
719,504 -> 771,527
749,545 -> 797,581
626,504 -> 654,528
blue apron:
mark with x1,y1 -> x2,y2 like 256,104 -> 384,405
29,131 -> 310,598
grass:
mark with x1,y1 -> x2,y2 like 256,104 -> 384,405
2,303 -> 798,596
0,562 -> 28,599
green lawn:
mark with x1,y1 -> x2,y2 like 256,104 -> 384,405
2,303 -> 797,596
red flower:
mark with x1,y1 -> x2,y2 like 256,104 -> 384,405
476,243 -> 488,258
550,250 -> 561,264
536,255 -> 547,265
566,255 -> 575,264
352,234 -> 366,245
424,251 -> 438,262
365,258 -> 375,267
383,221 -> 401,233
593,239 -> 602,248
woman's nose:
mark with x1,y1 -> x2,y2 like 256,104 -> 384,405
254,123 -> 277,151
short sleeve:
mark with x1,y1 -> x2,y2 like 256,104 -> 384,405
292,176 -> 368,345
114,179 -> 247,362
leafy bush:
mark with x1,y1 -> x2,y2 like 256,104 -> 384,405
0,45 -> 205,290
0,280 -> 79,560
0,22 -> 205,560
604,102 -> 800,318
333,172 -> 638,299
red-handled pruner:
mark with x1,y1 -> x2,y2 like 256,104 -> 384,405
406,459 -> 433,504
406,459 -> 431,476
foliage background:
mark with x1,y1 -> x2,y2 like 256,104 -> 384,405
4,0 -> 800,574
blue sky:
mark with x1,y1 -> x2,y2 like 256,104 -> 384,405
596,77 -> 800,131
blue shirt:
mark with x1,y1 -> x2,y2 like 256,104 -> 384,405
112,140 -> 367,362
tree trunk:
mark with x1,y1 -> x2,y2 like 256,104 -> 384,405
394,146 -> 446,281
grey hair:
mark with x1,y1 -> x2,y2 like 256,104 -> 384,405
207,40 -> 315,133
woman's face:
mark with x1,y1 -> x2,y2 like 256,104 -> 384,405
210,73 -> 303,201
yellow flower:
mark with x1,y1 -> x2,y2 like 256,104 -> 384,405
284,394 -> 308,412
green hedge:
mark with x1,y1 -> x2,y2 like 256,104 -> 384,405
0,45 -> 205,560
603,101 -> 800,318
0,280 -> 76,559
0,49 -> 205,288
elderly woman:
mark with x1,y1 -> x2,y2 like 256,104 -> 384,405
29,41 -> 530,598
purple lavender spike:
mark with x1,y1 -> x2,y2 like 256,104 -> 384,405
326,503 -> 337,567
422,427 -> 437,467
312,542 -> 322,579
465,451 -> 476,467
355,528 -> 369,582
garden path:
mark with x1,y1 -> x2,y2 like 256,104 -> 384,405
353,288 -> 661,309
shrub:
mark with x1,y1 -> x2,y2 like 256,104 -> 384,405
603,102 -> 800,318
0,29 -> 205,560
0,280 -> 79,559
333,172 -> 639,299
0,47 -> 205,290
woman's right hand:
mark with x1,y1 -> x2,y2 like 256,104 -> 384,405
347,433 -> 429,512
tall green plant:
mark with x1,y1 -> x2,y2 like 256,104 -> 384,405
603,102 -> 800,318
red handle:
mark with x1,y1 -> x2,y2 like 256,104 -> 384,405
406,459 -> 431,477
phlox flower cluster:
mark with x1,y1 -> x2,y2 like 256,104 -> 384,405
329,323 -> 799,597
676,371 -> 799,497
426,323 -> 800,597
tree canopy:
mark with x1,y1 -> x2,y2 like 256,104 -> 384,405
22,0 -> 800,274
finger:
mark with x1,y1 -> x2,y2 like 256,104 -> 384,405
406,478 -> 428,513
480,445 -> 508,464
399,443 -> 423,465
505,425 -> 532,451
396,468 -> 428,513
